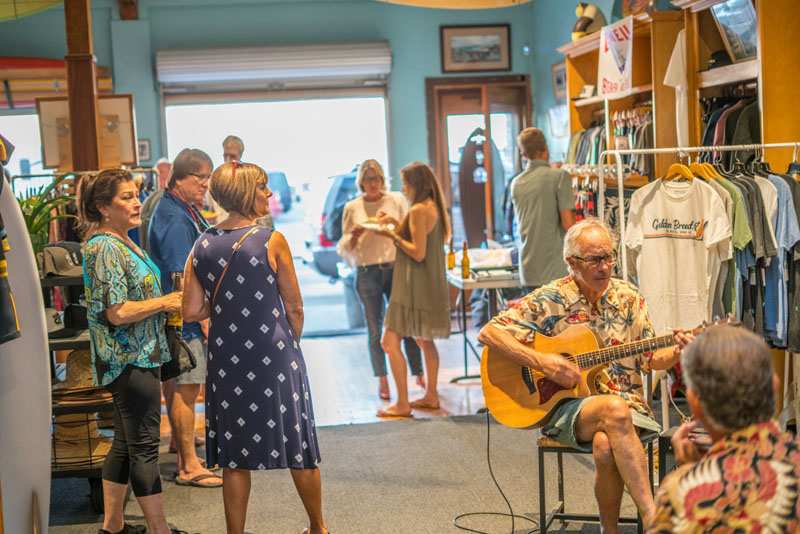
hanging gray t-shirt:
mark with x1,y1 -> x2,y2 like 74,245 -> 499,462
511,160 -> 575,287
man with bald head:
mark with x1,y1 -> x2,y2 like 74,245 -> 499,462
479,219 -> 690,531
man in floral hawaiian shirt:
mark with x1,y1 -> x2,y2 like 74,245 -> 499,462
648,325 -> 800,533
479,219 -> 690,531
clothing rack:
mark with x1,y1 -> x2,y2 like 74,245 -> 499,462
599,142 -> 800,280
597,141 -> 800,428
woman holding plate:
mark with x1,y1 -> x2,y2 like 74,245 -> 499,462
337,159 -> 424,401
365,161 -> 451,418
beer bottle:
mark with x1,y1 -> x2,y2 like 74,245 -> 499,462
166,272 -> 183,328
447,237 -> 456,270
461,240 -> 470,280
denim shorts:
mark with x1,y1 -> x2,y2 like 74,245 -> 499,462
541,397 -> 661,452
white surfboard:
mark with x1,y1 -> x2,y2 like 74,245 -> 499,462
0,176 -> 51,532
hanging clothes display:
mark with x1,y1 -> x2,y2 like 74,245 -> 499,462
625,175 -> 732,334
566,125 -> 606,166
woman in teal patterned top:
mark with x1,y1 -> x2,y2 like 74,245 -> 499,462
84,231 -> 169,387
78,169 -> 186,534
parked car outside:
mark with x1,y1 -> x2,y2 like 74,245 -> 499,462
306,168 -> 358,279
267,170 -> 292,213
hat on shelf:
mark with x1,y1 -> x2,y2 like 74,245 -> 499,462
53,349 -> 95,390
51,349 -> 113,468
42,241 -> 83,277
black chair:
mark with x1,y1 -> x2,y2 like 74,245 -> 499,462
537,434 -> 656,534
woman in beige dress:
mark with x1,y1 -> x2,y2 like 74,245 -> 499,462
367,161 -> 451,417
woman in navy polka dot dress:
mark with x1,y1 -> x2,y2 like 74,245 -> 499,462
183,161 -> 328,534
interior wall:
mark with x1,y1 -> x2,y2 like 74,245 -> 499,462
529,0 -> 615,160
0,0 -> 534,181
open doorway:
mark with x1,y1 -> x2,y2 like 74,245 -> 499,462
164,94 -> 390,336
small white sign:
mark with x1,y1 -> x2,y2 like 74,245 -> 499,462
598,16 -> 634,96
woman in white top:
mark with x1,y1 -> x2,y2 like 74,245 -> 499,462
338,160 -> 424,400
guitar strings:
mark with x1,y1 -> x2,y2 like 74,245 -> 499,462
452,410 -> 539,534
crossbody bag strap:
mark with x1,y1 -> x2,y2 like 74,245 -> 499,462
211,226 -> 260,305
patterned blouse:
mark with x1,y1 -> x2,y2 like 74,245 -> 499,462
649,421 -> 800,533
489,275 -> 657,417
83,234 -> 170,386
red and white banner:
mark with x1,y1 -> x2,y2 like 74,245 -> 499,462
598,16 -> 634,96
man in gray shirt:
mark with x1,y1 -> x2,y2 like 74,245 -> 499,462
511,128 -> 575,287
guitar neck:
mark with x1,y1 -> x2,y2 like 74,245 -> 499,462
576,334 -> 674,370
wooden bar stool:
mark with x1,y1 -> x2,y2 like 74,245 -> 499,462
537,435 -> 655,534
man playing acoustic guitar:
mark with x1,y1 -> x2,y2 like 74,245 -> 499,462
478,219 -> 692,530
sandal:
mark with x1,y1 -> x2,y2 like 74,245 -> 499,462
409,398 -> 440,410
376,406 -> 413,418
97,524 -> 146,534
174,472 -> 223,488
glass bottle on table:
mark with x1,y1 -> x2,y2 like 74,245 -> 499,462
447,237 -> 456,270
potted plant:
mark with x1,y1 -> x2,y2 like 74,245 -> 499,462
16,173 -> 77,254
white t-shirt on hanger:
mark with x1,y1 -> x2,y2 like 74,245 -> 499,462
754,175 -> 779,257
664,30 -> 689,148
625,179 -> 731,334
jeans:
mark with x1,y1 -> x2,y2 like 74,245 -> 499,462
355,263 -> 422,377
103,365 -> 162,496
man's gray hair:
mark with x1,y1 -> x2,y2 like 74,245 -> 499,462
681,325 -> 775,432
222,135 -> 245,154
562,218 -> 614,265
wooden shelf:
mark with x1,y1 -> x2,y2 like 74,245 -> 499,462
573,84 -> 653,108
557,13 -> 653,58
671,0 -> 725,12
698,59 -> 759,89
40,275 -> 84,288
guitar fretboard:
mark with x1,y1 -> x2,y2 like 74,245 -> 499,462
575,334 -> 674,369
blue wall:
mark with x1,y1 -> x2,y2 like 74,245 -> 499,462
529,0 -> 615,159
0,1 -> 677,171
0,0 -> 534,178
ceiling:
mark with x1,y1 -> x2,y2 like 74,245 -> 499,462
377,0 -> 531,8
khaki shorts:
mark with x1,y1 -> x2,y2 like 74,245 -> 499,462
541,397 -> 661,452
176,337 -> 207,385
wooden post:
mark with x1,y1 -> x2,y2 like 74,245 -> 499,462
64,0 -> 101,171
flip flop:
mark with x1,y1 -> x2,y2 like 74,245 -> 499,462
301,529 -> 330,533
376,407 -> 413,418
409,399 -> 440,410
174,472 -> 223,488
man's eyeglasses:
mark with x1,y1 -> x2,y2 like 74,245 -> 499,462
190,173 -> 211,184
573,252 -> 617,267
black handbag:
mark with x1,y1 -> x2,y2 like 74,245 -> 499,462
160,325 -> 196,382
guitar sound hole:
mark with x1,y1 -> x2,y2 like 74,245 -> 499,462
537,378 -> 567,404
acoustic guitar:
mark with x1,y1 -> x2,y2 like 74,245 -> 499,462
480,323 -> 702,429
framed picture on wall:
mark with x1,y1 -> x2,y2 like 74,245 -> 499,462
710,0 -> 758,63
440,24 -> 511,73
137,139 -> 151,162
36,94 -> 138,169
551,62 -> 567,102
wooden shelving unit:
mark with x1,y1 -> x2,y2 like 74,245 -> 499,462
558,10 -> 683,176
573,84 -> 653,108
678,0 -> 800,170
697,59 -> 758,89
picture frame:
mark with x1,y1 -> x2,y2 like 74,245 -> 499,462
36,94 -> 138,169
440,24 -> 511,73
137,139 -> 151,162
710,0 -> 758,64
551,62 -> 567,102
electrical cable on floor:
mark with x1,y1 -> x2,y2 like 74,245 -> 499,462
453,410 -> 539,534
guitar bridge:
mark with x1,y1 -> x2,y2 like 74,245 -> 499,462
521,367 -> 536,395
